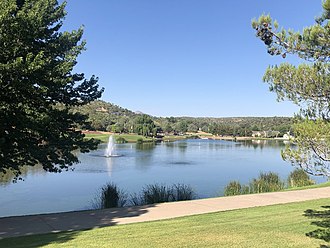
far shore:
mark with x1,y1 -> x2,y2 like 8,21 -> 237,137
83,131 -> 290,143
199,135 -> 290,141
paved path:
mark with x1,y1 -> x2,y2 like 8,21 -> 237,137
1,187 -> 329,239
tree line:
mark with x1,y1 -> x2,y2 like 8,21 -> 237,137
73,100 -> 293,137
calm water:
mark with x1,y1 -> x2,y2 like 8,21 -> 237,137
0,139 -> 326,217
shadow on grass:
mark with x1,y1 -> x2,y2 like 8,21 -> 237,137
0,231 -> 80,248
0,204 -> 155,247
304,205 -> 330,248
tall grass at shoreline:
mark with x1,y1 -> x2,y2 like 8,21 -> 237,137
94,182 -> 196,209
92,182 -> 127,209
224,170 -> 316,196
288,169 -> 315,188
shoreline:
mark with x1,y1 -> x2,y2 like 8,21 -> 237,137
83,131 -> 290,143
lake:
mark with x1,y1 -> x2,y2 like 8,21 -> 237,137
0,139 -> 326,217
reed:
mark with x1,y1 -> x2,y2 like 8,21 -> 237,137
288,169 -> 315,188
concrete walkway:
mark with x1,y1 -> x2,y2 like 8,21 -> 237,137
1,187 -> 329,239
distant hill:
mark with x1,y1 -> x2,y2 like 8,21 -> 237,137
73,100 -> 293,136
72,100 -> 139,131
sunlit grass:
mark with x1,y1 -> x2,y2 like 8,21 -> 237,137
1,198 -> 329,248
285,180 -> 330,191
84,133 -> 154,143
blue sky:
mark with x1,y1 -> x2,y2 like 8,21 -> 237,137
62,0 -> 322,117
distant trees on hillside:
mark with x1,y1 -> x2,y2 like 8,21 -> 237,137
73,101 -> 293,137
133,115 -> 157,137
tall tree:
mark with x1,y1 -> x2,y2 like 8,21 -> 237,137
0,0 -> 104,180
252,1 -> 330,176
134,114 -> 156,137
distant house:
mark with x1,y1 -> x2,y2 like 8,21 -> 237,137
252,130 -> 280,138
95,107 -> 108,112
283,132 -> 294,140
252,131 -> 264,137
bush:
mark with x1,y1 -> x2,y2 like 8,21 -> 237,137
224,181 -> 251,196
224,181 -> 242,196
136,138 -> 144,144
172,183 -> 196,201
250,172 -> 284,193
241,185 -> 250,194
223,170 -> 316,197
92,182 -> 127,209
116,136 -> 127,144
130,183 -> 195,205
141,183 -> 172,204
288,169 -> 315,188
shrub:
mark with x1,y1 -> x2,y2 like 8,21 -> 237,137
92,182 -> 127,209
129,192 -> 142,206
130,183 -> 196,205
288,169 -> 315,188
172,183 -> 196,201
116,136 -> 127,144
250,172 -> 284,193
136,138 -> 144,144
241,185 -> 250,194
224,181 -> 243,196
141,183 -> 172,204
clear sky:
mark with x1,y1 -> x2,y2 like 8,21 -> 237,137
61,0 -> 322,117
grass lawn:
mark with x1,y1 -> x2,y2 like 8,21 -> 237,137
1,198 -> 329,248
162,135 -> 188,142
285,180 -> 330,191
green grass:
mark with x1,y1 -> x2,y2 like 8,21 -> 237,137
162,135 -> 189,142
84,133 -> 154,143
285,180 -> 330,191
1,198 -> 329,248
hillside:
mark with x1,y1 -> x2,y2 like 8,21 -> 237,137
73,100 -> 293,136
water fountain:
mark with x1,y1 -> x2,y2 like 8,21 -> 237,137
104,135 -> 117,157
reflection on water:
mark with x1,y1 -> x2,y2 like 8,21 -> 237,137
0,139 -> 326,217
0,164 -> 46,186
136,142 -> 156,151
245,139 -> 287,150
105,157 -> 113,177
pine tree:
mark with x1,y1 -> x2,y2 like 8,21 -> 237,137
0,0 -> 104,180
252,1 -> 330,176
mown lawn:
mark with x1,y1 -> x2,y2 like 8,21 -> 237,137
285,180 -> 330,191
1,198 -> 329,248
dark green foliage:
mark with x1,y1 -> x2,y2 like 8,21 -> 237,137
171,183 -> 196,201
250,172 -> 284,193
175,121 -> 188,133
134,114 -> 157,137
241,185 -> 250,195
304,206 -> 330,244
130,183 -> 195,205
0,0 -> 103,179
101,183 -> 120,208
115,137 -> 127,144
136,138 -> 144,144
93,182 -> 127,209
224,172 -> 285,196
288,169 -> 315,188
157,116 -> 292,137
224,181 -> 243,196
141,184 -> 172,204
